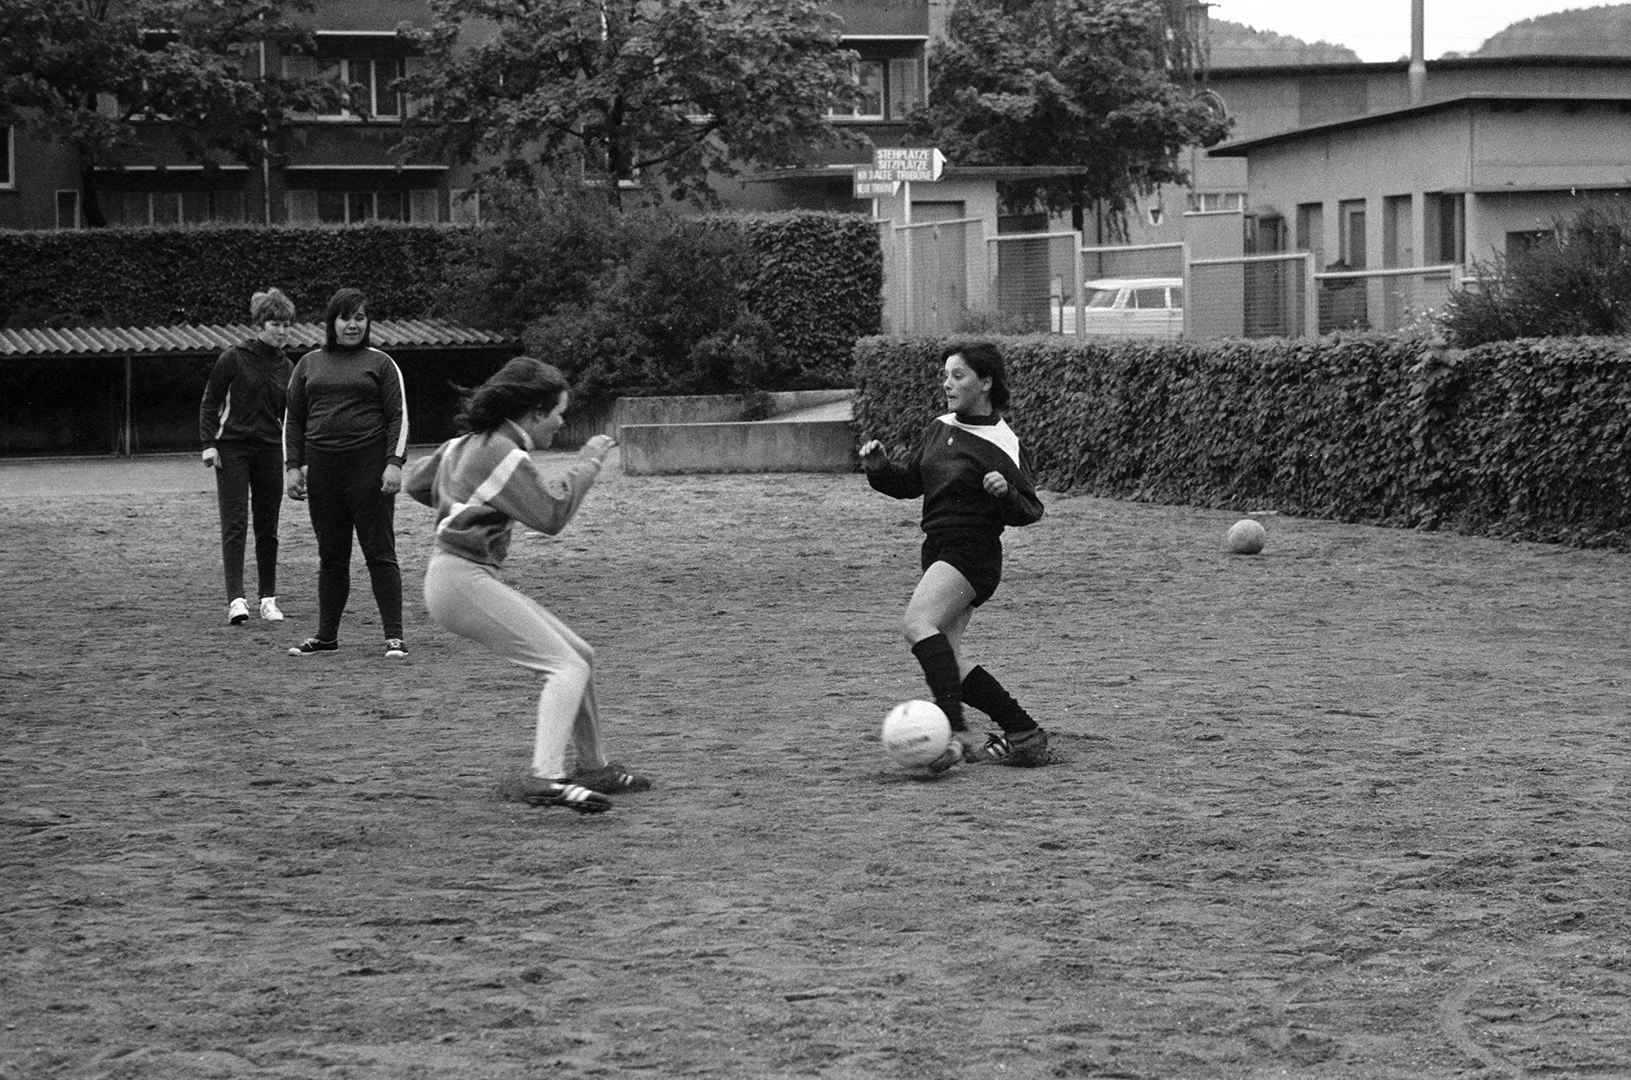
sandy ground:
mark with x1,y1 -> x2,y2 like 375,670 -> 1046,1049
3,449 -> 1630,1079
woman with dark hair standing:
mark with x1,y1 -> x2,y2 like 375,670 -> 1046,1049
200,287 -> 296,626
283,287 -> 410,658
860,340 -> 1052,772
403,356 -> 644,814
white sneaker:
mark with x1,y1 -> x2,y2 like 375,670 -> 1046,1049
259,597 -> 285,622
228,597 -> 249,625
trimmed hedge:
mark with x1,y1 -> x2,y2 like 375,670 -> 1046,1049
853,332 -> 1631,549
0,213 -> 882,388
738,211 -> 883,389
0,223 -> 464,326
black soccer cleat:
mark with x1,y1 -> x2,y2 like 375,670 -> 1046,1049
969,728 -> 1056,767
518,778 -> 613,814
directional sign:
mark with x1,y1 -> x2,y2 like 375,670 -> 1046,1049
852,167 -> 902,199
871,146 -> 945,182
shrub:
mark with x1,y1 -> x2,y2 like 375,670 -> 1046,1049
0,222 -> 466,326
1441,198 -> 1631,347
524,216 -> 784,401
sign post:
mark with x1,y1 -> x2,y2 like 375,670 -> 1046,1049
852,147 -> 945,219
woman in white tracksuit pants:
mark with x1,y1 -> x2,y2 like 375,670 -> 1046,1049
404,356 -> 648,814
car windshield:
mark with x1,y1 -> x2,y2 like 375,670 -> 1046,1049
1085,288 -> 1120,309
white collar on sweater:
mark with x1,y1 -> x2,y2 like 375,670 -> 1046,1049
936,413 -> 1020,468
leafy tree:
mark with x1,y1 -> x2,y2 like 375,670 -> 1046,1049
913,0 -> 1231,233
397,0 -> 860,207
0,0 -> 337,226
1441,200 -> 1631,347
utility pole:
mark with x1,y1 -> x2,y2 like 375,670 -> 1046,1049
1409,0 -> 1427,104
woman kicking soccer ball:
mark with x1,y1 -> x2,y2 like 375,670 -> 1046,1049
404,356 -> 648,813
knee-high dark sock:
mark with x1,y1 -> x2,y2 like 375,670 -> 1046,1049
961,666 -> 1040,737
910,633 -> 967,732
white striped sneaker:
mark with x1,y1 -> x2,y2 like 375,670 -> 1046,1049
259,597 -> 284,621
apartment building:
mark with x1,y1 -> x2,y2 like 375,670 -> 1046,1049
0,0 -> 943,231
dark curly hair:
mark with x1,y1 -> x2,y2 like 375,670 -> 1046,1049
323,287 -> 371,350
455,356 -> 571,434
941,339 -> 1010,411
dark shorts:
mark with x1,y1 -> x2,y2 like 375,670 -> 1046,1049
921,531 -> 1003,607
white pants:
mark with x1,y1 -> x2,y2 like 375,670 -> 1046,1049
423,550 -> 605,779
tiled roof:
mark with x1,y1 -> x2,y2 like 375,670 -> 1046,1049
0,320 -> 515,360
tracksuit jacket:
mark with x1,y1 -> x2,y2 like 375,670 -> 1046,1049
403,420 -> 604,568
198,340 -> 294,450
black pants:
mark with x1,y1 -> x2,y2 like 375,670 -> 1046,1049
305,442 -> 402,641
215,441 -> 284,601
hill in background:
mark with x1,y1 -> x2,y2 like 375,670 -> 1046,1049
1207,18 -> 1363,67
1472,3 -> 1631,57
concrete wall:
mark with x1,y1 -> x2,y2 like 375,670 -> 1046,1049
612,389 -> 853,429
619,419 -> 857,475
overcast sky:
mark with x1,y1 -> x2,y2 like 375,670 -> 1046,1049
1211,0 -> 1606,61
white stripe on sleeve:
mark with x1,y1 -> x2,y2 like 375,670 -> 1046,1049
436,447 -> 527,536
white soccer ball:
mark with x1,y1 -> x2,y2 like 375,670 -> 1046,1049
1227,518 -> 1267,555
881,700 -> 952,769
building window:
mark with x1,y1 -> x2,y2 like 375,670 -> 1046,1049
448,188 -> 480,224
56,190 -> 80,229
1338,198 -> 1366,269
1187,191 -> 1245,213
1,125 -> 13,189
1506,230 -> 1554,262
284,52 -> 406,119
1382,194 -> 1412,268
887,58 -> 921,120
109,189 -> 246,226
832,56 -> 924,121
1425,193 -> 1465,265
286,188 -> 440,224
1295,202 -> 1324,263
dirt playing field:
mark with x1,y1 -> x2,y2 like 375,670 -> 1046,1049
3,450 -> 1630,1079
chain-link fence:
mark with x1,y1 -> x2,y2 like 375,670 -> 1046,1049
984,232 -> 1082,334
1081,241 -> 1186,281
1314,265 -> 1461,335
880,220 -> 1468,342
1187,252 -> 1312,339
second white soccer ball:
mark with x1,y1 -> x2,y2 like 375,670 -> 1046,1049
1227,518 -> 1267,555
881,700 -> 952,768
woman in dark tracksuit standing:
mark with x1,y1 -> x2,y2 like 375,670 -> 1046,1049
283,287 -> 410,659
199,287 -> 296,626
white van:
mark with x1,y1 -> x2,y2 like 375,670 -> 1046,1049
1059,277 -> 1184,339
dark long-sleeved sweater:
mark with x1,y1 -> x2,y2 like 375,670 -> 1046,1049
198,339 -> 294,449
283,346 -> 409,468
867,413 -> 1044,535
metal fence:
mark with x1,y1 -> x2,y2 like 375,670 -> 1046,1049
1187,252 -> 1312,339
1081,241 -> 1185,281
876,221 -> 1468,342
985,232 -> 1082,334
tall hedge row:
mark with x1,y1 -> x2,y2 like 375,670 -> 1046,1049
0,214 -> 881,380
853,333 -> 1631,548
0,223 -> 464,326
739,212 -> 883,388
